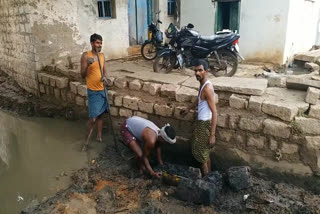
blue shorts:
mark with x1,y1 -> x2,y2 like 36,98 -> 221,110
87,88 -> 109,118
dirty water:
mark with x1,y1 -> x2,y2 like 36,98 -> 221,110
0,110 -> 104,214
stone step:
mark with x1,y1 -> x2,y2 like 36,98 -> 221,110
295,49 -> 320,62
286,76 -> 320,91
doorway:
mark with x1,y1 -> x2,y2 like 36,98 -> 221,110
128,0 -> 154,45
215,0 -> 240,32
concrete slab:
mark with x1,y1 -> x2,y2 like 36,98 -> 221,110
261,88 -> 309,121
209,77 -> 267,96
295,49 -> 320,62
286,76 -> 320,90
125,71 -> 190,85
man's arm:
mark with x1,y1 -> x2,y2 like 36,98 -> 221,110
156,145 -> 163,165
204,85 -> 217,146
142,141 -> 158,177
80,52 -> 89,78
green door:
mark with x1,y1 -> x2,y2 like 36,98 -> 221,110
215,1 -> 240,33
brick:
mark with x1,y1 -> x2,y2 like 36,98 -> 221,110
248,96 -> 264,112
129,79 -> 142,91
114,95 -> 123,107
175,86 -> 197,103
67,91 -> 75,103
49,76 -> 56,87
109,107 -> 119,116
217,129 -> 233,142
107,76 -> 115,87
268,76 -> 286,88
217,114 -> 228,128
54,88 -> 61,100
247,136 -> 265,149
235,134 -> 246,145
107,90 -> 116,105
45,85 -> 50,95
138,100 -> 154,114
229,115 -> 240,129
154,104 -> 173,117
239,117 -> 263,133
119,108 -> 132,117
269,139 -> 278,151
75,96 -> 85,106
263,119 -> 291,138
229,94 -> 248,109
174,106 -> 195,121
61,89 -> 67,101
77,85 -> 87,97
296,117 -> 320,135
262,101 -> 300,122
70,82 -> 81,94
142,82 -> 162,95
56,77 -> 69,89
134,111 -> 148,119
37,73 -> 43,83
281,143 -> 298,154
161,84 -> 180,98
39,84 -> 45,94
309,104 -> 320,119
305,87 -> 320,104
123,96 -> 139,110
114,77 -> 127,89
41,74 -> 50,85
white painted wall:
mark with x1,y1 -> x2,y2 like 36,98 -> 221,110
28,0 -> 129,67
284,0 -> 320,64
180,0 -> 215,36
239,0 -> 290,64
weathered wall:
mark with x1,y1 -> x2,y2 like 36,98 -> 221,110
180,0 -> 215,36
0,0 -> 38,94
284,0 -> 320,64
239,0 -> 290,64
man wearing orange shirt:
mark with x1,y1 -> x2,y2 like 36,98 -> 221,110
80,33 -> 108,151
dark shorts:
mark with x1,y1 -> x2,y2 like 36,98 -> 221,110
120,120 -> 136,146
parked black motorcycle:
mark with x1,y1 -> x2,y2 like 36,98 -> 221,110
141,11 -> 167,60
153,23 -> 243,77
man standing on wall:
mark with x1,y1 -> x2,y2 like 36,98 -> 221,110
192,59 -> 217,176
80,33 -> 108,151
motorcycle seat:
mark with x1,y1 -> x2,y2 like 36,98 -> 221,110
200,33 -> 233,41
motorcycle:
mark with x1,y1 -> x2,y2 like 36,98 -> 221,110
153,23 -> 244,77
141,11 -> 167,60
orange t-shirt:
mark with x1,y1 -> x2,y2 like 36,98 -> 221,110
86,51 -> 104,91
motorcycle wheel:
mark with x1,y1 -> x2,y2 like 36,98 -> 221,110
141,41 -> 157,60
153,55 -> 175,73
208,49 -> 238,77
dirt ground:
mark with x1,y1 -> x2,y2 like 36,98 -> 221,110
1,66 -> 320,214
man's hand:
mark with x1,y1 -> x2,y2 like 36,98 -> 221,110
151,171 -> 162,178
88,57 -> 94,67
209,135 -> 215,148
101,76 -> 108,85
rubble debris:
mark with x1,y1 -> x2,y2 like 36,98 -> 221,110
227,166 -> 252,191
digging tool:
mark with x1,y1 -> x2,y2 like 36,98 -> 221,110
95,48 -> 119,152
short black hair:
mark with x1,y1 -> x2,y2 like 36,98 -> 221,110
193,58 -> 209,70
165,126 -> 176,140
90,33 -> 103,42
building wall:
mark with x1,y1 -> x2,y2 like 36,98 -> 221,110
180,0 -> 215,36
284,0 -> 320,65
239,0 -> 290,64
0,0 -> 130,94
0,0 -> 38,94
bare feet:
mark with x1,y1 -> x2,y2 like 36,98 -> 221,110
96,137 -> 102,143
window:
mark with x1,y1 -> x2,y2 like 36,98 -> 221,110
98,0 -> 116,18
168,0 -> 176,16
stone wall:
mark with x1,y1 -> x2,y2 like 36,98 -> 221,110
34,64 -> 320,177
0,0 -> 38,94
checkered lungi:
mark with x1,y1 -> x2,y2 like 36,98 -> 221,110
191,120 -> 212,164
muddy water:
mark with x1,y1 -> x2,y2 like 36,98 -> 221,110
0,111 -> 104,214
